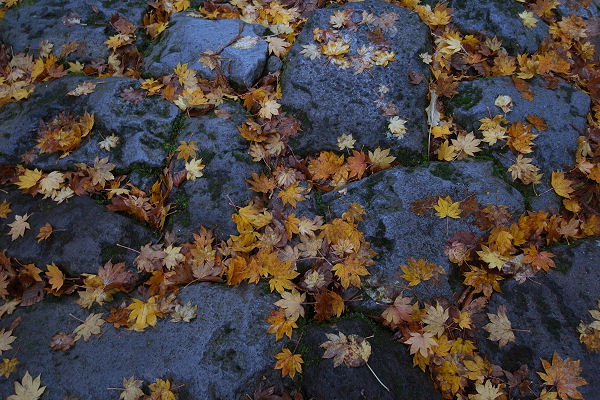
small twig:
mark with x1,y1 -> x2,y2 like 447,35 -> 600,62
116,243 -> 140,254
69,313 -> 86,323
366,362 -> 390,392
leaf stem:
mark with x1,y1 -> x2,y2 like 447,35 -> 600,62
366,362 -> 390,392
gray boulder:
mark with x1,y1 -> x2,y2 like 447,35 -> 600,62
0,282 -> 283,400
167,102 -> 260,243
280,0 -> 431,155
558,1 -> 600,18
301,317 -> 442,399
0,75 -> 178,172
449,76 -> 590,211
0,190 -> 155,276
143,14 -> 268,87
0,0 -> 147,62
324,161 -> 525,309
449,0 -> 548,54
475,239 -> 600,399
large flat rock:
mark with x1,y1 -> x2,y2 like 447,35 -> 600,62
0,0 -> 147,62
475,239 -> 600,399
0,75 -> 178,171
0,282 -> 283,399
449,76 -> 590,211
281,0 -> 431,155
0,190 -> 155,276
448,0 -> 548,54
324,160 -> 525,308
167,102 -> 260,242
143,14 -> 268,87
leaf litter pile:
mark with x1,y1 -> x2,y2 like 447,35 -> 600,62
1,0 -> 600,399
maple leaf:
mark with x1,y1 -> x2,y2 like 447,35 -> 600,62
551,171 -> 574,199
98,260 -> 135,290
128,296 -> 160,331
469,380 -> 503,400
0,201 -> 11,219
258,99 -> 281,119
7,371 -> 46,400
0,357 -> 19,378
170,301 -> 198,323
8,213 -> 31,241
176,141 -> 198,161
438,140 -> 458,161
423,303 -> 449,337
185,158 -> 205,181
120,88 -> 145,104
477,245 -> 508,270
452,133 -> 481,157
73,313 -> 105,341
135,244 -> 166,272
49,331 -> 76,351
265,36 -> 290,57
508,155 -> 542,185
149,378 -> 175,400
332,257 -> 368,289
36,223 -> 53,242
0,328 -> 16,355
495,95 -> 513,113
268,262 -> 299,294
538,352 -> 588,400
388,116 -> 407,138
523,245 -> 555,272
66,81 -> 97,96
483,305 -> 515,347
39,171 -> 65,197
90,157 -> 115,186
382,295 -> 412,326
16,168 -> 42,190
314,290 -> 345,321
163,245 -> 184,269
45,263 -> 64,291
0,299 -> 20,319
464,266 -> 503,297
275,348 -> 303,378
405,331 -> 436,357
434,196 -> 461,219
266,309 -> 297,340
368,147 -> 396,171
519,11 -> 539,28
120,376 -> 144,400
337,133 -> 355,150
275,289 -> 306,321
247,172 -> 276,194
321,332 -> 372,368
277,182 -> 306,208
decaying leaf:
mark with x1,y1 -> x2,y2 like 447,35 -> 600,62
320,331 -> 371,368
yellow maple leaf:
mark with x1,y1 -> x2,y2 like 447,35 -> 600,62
46,263 -> 64,291
0,201 -> 11,219
128,297 -> 160,331
274,348 -> 303,378
433,196 -> 461,219
36,223 -> 53,242
176,140 -> 198,161
73,313 -> 105,342
551,171 -> 574,199
538,352 -> 588,400
0,357 -> 19,378
16,169 -> 42,190
148,378 -> 175,400
277,182 -> 306,208
483,305 -> 515,347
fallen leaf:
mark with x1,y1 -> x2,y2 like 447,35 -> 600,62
274,348 -> 303,378
36,223 -> 53,242
7,371 -> 46,400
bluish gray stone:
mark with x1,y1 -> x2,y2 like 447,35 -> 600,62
0,0 -> 147,62
143,14 -> 268,87
280,0 -> 431,156
476,239 -> 600,399
0,282 -> 283,400
167,102 -> 261,242
324,161 -> 525,309
450,76 -> 590,212
0,75 -> 178,171
449,0 -> 549,54
0,190 -> 154,276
